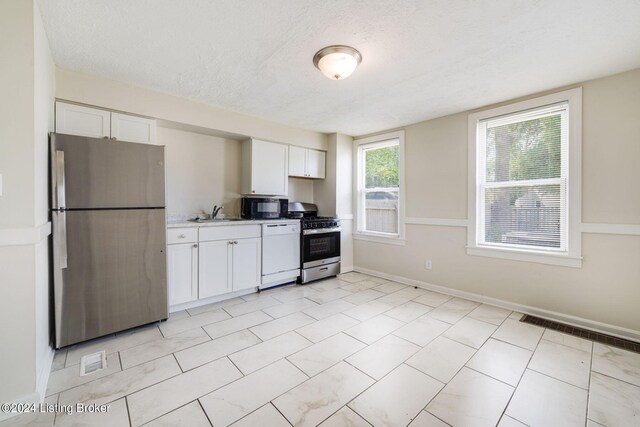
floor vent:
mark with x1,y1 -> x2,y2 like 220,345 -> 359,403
80,351 -> 107,376
520,315 -> 640,354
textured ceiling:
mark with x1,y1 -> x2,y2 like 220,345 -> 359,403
38,0 -> 640,136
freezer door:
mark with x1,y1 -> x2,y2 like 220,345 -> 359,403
51,133 -> 165,209
53,209 -> 167,348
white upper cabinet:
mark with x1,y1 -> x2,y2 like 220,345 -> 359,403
288,146 -> 326,179
110,112 -> 157,145
55,102 -> 110,139
306,148 -> 326,179
288,146 -> 307,177
242,138 -> 289,196
55,101 -> 157,144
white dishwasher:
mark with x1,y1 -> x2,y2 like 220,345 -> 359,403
261,221 -> 301,289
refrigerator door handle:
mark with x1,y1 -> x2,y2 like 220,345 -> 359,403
54,211 -> 68,269
55,150 -> 66,209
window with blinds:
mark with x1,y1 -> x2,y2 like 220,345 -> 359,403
477,102 -> 569,252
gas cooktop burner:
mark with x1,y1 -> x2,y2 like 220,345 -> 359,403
303,216 -> 337,221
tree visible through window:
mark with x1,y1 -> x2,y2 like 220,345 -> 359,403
358,138 -> 400,235
479,104 -> 568,251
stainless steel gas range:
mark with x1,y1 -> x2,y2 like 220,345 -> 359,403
288,203 -> 341,283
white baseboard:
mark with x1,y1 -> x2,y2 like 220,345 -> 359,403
0,391 -> 40,422
169,287 -> 257,313
340,265 -> 354,274
354,266 -> 640,343
36,347 -> 55,402
0,347 -> 54,422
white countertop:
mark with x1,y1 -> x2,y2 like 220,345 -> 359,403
167,218 -> 299,228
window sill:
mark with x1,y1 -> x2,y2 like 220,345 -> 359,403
353,232 -> 406,246
466,246 -> 582,268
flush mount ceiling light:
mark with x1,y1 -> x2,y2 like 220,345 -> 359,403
313,45 -> 362,80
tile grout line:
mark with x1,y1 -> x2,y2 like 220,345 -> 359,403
43,274 -> 633,427
585,343 -> 595,427
269,402 -> 294,426
496,325 -> 546,426
196,399 -> 214,427
124,395 -> 133,427
119,334 -> 213,371
525,366 -> 590,390
423,409 -> 454,427
588,369 -> 640,389
464,365 -> 517,389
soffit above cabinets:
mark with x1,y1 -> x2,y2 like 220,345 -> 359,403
38,0 -> 640,136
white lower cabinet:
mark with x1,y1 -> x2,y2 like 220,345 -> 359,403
167,242 -> 198,306
169,225 -> 262,308
198,239 -> 233,298
232,237 -> 262,292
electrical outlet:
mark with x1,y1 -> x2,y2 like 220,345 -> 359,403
425,259 -> 432,270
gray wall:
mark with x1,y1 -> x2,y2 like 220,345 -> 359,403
354,69 -> 640,333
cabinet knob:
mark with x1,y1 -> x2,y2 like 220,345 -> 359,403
178,234 -> 186,238
233,240 -> 238,244
193,244 -> 198,248
251,190 -> 255,193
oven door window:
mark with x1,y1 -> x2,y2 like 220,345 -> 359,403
303,231 -> 341,265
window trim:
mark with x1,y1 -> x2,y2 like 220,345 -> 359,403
467,88 -> 582,268
353,130 -> 406,244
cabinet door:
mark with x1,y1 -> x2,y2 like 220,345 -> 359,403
232,237 -> 261,292
251,139 -> 288,196
55,102 -> 110,138
288,146 -> 307,177
167,243 -> 198,306
199,240 -> 232,298
307,149 -> 326,179
110,112 -> 157,144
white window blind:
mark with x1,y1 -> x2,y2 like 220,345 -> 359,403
477,102 -> 569,252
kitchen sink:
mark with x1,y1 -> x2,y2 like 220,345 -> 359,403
187,218 -> 245,223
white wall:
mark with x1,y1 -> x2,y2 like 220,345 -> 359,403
33,0 -> 55,401
315,133 -> 354,271
55,68 -> 328,151
0,0 -> 55,411
354,69 -> 640,335
159,127 -> 241,216
56,70 -> 321,216
288,178 -> 314,204
158,127 -> 315,217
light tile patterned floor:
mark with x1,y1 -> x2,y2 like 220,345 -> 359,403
3,272 -> 639,426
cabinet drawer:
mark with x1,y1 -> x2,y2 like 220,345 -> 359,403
167,228 -> 198,244
199,225 -> 261,242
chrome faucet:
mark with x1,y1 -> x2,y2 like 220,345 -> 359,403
211,205 -> 224,219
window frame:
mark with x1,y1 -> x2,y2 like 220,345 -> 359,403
467,88 -> 582,268
353,130 -> 406,245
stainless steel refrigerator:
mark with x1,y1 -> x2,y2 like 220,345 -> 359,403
50,133 -> 168,348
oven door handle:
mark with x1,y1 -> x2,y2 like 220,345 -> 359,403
303,227 -> 342,235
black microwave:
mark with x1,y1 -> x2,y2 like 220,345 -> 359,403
240,197 -> 288,219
